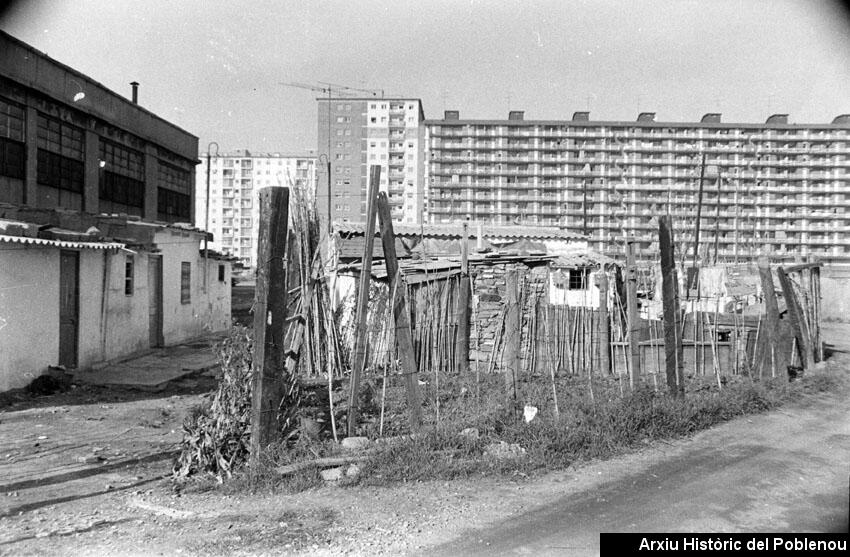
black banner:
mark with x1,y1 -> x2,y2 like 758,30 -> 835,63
601,533 -> 848,556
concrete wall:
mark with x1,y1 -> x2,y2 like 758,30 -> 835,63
0,232 -> 231,392
0,246 -> 60,391
821,266 -> 850,322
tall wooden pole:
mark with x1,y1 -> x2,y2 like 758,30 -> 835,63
347,165 -> 381,436
659,215 -> 684,397
504,269 -> 520,407
376,192 -> 422,431
456,222 -> 471,372
251,187 -> 289,463
625,238 -> 641,389
596,268 -> 610,375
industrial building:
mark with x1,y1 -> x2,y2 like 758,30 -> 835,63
424,110 -> 850,264
0,31 -> 230,391
317,97 -> 425,228
194,150 -> 316,269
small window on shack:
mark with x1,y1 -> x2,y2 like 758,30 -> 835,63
124,255 -> 134,295
218,264 -> 225,282
568,268 -> 589,290
180,262 -> 191,304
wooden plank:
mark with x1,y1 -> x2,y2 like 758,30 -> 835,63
504,269 -> 520,405
777,266 -> 814,371
659,216 -> 684,397
781,261 -> 822,274
276,456 -> 366,476
376,192 -> 422,431
625,239 -> 641,388
456,222 -> 471,373
347,166 -> 381,436
756,257 -> 780,377
251,187 -> 289,462
596,269 -> 610,375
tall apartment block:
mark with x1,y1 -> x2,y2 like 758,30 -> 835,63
425,111 -> 850,264
195,150 -> 316,268
317,98 -> 425,228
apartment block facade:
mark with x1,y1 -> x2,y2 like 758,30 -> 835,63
195,150 -> 316,268
317,98 -> 425,228
425,110 -> 850,264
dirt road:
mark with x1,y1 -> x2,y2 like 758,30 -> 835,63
0,325 -> 848,556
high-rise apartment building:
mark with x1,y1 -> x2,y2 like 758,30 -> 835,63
425,111 -> 850,264
195,150 -> 316,268
317,98 -> 425,228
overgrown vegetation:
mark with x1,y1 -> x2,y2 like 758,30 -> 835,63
173,325 -> 254,480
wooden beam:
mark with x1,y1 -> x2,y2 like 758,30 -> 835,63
659,216 -> 684,397
777,266 -> 814,371
596,268 -> 610,375
625,239 -> 641,389
347,165 -> 381,436
756,257 -> 780,377
376,192 -> 422,431
504,269 -> 520,406
456,222 -> 471,373
251,187 -> 289,463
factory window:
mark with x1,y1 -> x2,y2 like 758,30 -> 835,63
124,255 -> 134,295
36,113 -> 85,193
180,262 -> 191,304
99,139 -> 145,214
0,98 -> 25,181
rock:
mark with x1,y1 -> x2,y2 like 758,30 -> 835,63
345,464 -> 361,478
459,428 -> 480,440
341,436 -> 371,452
484,441 -> 526,460
77,454 -> 103,465
321,467 -> 344,482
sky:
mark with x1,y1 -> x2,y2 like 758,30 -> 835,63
2,0 -> 850,154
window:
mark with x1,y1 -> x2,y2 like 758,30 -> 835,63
124,255 -> 134,295
180,262 -> 191,304
218,264 -> 225,282
0,98 -> 25,180
568,269 -> 589,290
36,113 -> 84,193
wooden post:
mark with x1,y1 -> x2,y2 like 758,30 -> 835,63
756,257 -> 780,377
596,268 -> 610,375
659,216 -> 684,397
689,153 -> 707,295
777,266 -> 814,372
347,165 -> 381,436
251,187 -> 289,463
456,222 -> 471,373
504,269 -> 520,406
625,239 -> 641,389
375,192 -> 422,431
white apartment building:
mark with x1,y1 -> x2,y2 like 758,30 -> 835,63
195,150 -> 316,269
317,98 -> 425,228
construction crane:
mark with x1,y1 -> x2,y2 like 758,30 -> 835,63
280,81 -> 384,232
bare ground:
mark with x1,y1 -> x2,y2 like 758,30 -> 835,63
1,324 -> 848,556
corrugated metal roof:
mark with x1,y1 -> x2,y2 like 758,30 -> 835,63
0,234 -> 124,250
335,222 -> 586,240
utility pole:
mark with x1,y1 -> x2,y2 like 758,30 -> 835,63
689,153 -> 707,296
659,215 -> 684,398
456,222 -> 471,373
250,187 -> 289,462
625,238 -> 641,389
204,142 -> 219,293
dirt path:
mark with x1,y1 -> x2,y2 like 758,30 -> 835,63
1,325 -> 848,556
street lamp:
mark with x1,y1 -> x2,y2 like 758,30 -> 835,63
205,142 -> 220,293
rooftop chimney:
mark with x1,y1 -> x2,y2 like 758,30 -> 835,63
700,113 -> 721,123
508,110 -> 524,121
444,110 -> 460,120
572,111 -> 590,121
130,81 -> 139,104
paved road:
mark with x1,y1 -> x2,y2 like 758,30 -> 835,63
425,340 -> 850,556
